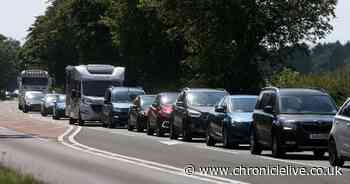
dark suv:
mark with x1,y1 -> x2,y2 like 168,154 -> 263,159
170,88 -> 228,141
251,87 -> 337,158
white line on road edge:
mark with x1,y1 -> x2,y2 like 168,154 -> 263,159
59,125 -> 249,184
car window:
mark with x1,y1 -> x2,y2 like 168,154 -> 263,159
260,92 -> 271,109
339,100 -> 350,117
230,97 -> 257,113
280,94 -> 337,115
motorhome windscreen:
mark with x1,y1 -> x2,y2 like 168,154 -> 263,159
83,81 -> 120,97
22,78 -> 48,86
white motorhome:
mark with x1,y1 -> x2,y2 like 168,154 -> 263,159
17,70 -> 52,110
65,65 -> 125,125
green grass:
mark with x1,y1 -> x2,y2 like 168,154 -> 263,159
0,165 -> 45,184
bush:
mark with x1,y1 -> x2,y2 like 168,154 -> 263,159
270,67 -> 350,106
0,165 -> 45,184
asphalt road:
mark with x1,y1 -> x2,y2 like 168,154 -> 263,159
0,100 -> 350,184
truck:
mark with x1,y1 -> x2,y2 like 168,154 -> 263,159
17,70 -> 52,111
65,65 -> 125,125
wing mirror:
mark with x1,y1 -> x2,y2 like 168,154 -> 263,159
176,101 -> 184,107
263,106 -> 274,114
215,106 -> 226,113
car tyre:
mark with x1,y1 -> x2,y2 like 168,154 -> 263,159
272,133 -> 285,158
69,118 -> 76,125
250,128 -> 262,155
156,121 -> 164,137
136,118 -> 144,132
223,127 -> 233,149
206,127 -> 216,146
182,121 -> 192,142
78,113 -> 85,126
127,119 -> 134,131
169,121 -> 178,140
23,105 -> 29,113
146,119 -> 154,136
41,108 -> 47,117
329,139 -> 344,167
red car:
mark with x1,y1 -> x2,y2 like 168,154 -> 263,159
147,92 -> 179,137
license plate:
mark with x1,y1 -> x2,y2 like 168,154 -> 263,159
310,134 -> 328,140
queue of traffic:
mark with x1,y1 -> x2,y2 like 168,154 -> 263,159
16,64 -> 350,168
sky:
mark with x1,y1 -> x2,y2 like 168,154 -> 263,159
0,0 -> 349,44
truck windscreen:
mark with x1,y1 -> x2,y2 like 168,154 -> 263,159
22,78 -> 48,86
83,81 -> 120,97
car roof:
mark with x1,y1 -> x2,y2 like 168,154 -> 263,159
276,88 -> 327,96
184,88 -> 227,93
158,92 -> 179,96
229,95 -> 258,99
111,87 -> 144,92
25,91 -> 43,95
140,95 -> 156,98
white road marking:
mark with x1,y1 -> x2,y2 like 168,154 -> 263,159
159,140 -> 183,146
59,126 -> 249,184
109,131 -> 136,137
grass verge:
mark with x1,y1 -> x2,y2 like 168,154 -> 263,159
0,165 -> 45,184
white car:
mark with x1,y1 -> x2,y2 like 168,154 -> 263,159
329,98 -> 350,167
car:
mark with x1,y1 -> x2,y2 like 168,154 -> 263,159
251,87 -> 338,158
41,93 -> 59,116
328,98 -> 350,167
22,91 -> 45,113
53,95 -> 67,120
128,95 -> 156,132
146,93 -> 179,136
102,87 -> 145,128
170,88 -> 228,141
206,95 -> 258,148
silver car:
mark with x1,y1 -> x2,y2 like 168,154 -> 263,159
329,98 -> 350,167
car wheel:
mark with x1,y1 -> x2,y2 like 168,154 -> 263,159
146,119 -> 154,136
182,120 -> 192,142
313,150 -> 326,159
136,117 -> 144,132
223,127 -> 233,149
23,105 -> 29,113
41,108 -> 47,117
127,118 -> 134,131
250,128 -> 262,155
53,110 -> 60,120
206,127 -> 215,146
69,118 -> 76,125
78,113 -> 85,126
108,116 -> 116,128
169,121 -> 178,140
329,139 -> 344,167
272,134 -> 284,158
156,121 -> 164,137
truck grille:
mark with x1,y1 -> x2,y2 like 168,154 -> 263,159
91,105 -> 103,113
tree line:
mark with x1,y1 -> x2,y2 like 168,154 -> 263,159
13,0 -> 339,93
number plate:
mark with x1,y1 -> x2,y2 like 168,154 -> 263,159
310,134 -> 328,140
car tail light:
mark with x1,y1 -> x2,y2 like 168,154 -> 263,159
161,105 -> 173,114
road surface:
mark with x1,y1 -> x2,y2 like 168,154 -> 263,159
0,100 -> 349,184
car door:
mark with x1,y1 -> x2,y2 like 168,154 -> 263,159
174,92 -> 186,130
129,97 -> 139,126
253,92 -> 270,145
212,97 -> 228,139
149,95 -> 160,128
102,91 -> 112,122
337,100 -> 350,156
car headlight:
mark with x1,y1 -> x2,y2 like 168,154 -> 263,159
82,98 -> 94,104
283,120 -> 296,130
188,109 -> 201,118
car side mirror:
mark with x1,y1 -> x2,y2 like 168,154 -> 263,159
215,106 -> 226,113
263,106 -> 274,114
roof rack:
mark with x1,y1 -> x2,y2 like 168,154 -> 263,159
262,86 -> 327,93
262,86 -> 280,92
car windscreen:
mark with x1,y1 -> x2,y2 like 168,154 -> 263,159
57,95 -> 66,103
22,77 -> 48,86
187,91 -> 226,107
45,95 -> 58,103
112,90 -> 145,103
280,95 -> 337,114
160,94 -> 178,105
141,96 -> 156,109
83,81 -> 120,97
26,93 -> 44,100
230,97 -> 257,113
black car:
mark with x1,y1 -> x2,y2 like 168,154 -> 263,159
251,87 -> 338,158
170,88 -> 228,141
128,95 -> 156,132
206,95 -> 258,148
53,95 -> 67,120
102,87 -> 145,128
147,92 -> 179,137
